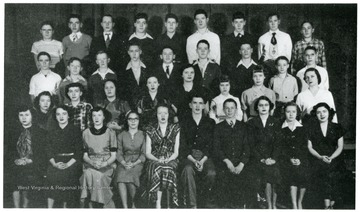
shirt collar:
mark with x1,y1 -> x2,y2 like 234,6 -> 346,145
226,118 -> 236,126
233,30 -> 245,37
282,120 -> 303,130
268,29 -> 280,34
162,63 -> 174,70
71,32 -> 82,39
126,61 -> 146,70
103,31 -> 113,39
301,37 -> 316,43
193,59 -> 214,65
91,68 -> 115,76
274,73 -> 290,78
236,59 -> 257,68
252,85 -> 266,91
196,28 -> 210,34
128,33 -> 153,40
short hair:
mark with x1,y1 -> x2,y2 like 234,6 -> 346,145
146,75 -> 159,84
304,68 -> 322,84
90,107 -> 112,127
134,13 -> 148,22
239,39 -> 253,49
311,102 -> 336,122
275,56 -> 289,65
232,11 -> 246,21
223,98 -> 237,108
219,74 -> 231,84
189,92 -> 207,104
267,12 -> 280,20
37,51 -> 51,61
33,91 -> 54,112
283,101 -> 301,121
165,13 -> 178,22
102,14 -> 114,22
17,104 -> 33,114
253,65 -> 265,75
194,9 -> 208,19
123,110 -> 141,131
127,41 -> 141,51
254,95 -> 275,113
160,46 -> 175,55
181,64 -> 195,75
304,46 -> 317,53
52,105 -> 73,122
301,20 -> 314,28
40,21 -> 55,30
155,103 -> 175,124
96,50 -> 108,58
68,14 -> 82,23
68,57 -> 82,66
197,39 -> 210,49
65,82 -> 85,100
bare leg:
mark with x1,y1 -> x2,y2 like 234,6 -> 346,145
22,191 -> 29,208
265,183 -> 272,209
127,183 -> 137,208
298,188 -> 306,209
290,186 -> 298,209
118,183 -> 128,208
272,184 -> 277,209
156,191 -> 162,209
324,199 -> 330,209
47,198 -> 55,208
12,191 -> 20,208
330,200 -> 335,209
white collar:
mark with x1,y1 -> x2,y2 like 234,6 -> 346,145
128,33 -> 153,40
162,63 -> 174,70
126,61 -> 146,70
103,31 -> 113,37
268,29 -> 280,34
193,59 -> 214,65
233,31 -> 244,37
282,120 -> 303,131
196,28 -> 210,34
236,59 -> 257,68
92,68 -> 115,76
226,118 -> 236,126
71,32 -> 82,38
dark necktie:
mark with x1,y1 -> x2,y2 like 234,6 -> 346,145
105,33 -> 110,48
271,32 -> 277,45
237,33 -> 242,38
73,34 -> 78,42
166,66 -> 170,78
230,120 -> 234,128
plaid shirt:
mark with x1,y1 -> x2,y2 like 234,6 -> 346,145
291,38 -> 326,73
66,101 -> 93,131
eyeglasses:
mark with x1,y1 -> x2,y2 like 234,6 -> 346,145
128,118 -> 139,121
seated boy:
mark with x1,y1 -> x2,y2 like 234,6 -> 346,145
209,75 -> 243,124
65,82 -> 93,131
241,65 -> 276,122
269,56 -> 298,118
296,46 -> 329,92
88,51 -> 117,106
29,51 -> 62,102
58,57 -> 87,105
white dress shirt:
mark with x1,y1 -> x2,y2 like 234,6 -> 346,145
258,29 -> 292,61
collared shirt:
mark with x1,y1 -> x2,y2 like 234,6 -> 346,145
258,29 -> 292,61
29,70 -> 62,96
296,65 -> 329,92
296,88 -> 337,123
269,74 -> 298,102
126,62 -> 146,85
241,85 -> 276,117
70,32 -> 82,42
233,30 -> 245,37
186,28 -> 221,64
103,31 -> 113,41
209,94 -> 243,124
162,63 -> 174,77
128,33 -> 153,40
65,101 -> 93,131
292,38 -> 326,71
236,59 -> 257,69
155,32 -> 187,64
92,68 -> 115,80
282,120 -> 303,131
193,59 -> 210,78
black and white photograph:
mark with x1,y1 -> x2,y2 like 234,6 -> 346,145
3,1 -> 357,209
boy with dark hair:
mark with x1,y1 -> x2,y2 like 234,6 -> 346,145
221,11 -> 255,72
90,14 -> 127,76
292,21 -> 326,73
128,12 -> 156,68
155,13 -> 187,64
62,14 -> 92,74
186,9 -> 221,64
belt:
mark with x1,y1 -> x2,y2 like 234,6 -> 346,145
57,153 -> 74,156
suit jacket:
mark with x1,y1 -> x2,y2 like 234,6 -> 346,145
123,67 -> 148,109
151,63 -> 182,95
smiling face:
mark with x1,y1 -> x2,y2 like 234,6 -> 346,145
56,108 -> 69,126
196,42 -> 210,59
224,101 -> 237,119
194,14 -> 208,30
92,110 -> 105,126
147,76 -> 159,92
182,67 -> 195,83
134,18 -> 147,34
39,95 -> 51,112
40,24 -> 54,40
157,106 -> 169,124
127,112 -> 139,130
285,105 -> 297,122
68,17 -> 82,33
316,106 -> 329,123
165,18 -> 178,34
101,16 -> 115,33
268,15 -> 280,31
305,70 -> 319,87
38,55 -> 50,70
232,18 -> 246,33
104,81 -> 116,98
18,110 -> 32,127
257,99 -> 270,116
190,97 -> 205,115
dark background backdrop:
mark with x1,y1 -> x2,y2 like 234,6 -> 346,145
3,3 -> 356,208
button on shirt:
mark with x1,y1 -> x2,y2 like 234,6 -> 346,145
258,29 -> 292,61
269,74 -> 298,102
186,28 -> 221,64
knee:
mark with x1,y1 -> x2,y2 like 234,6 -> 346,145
182,164 -> 195,176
